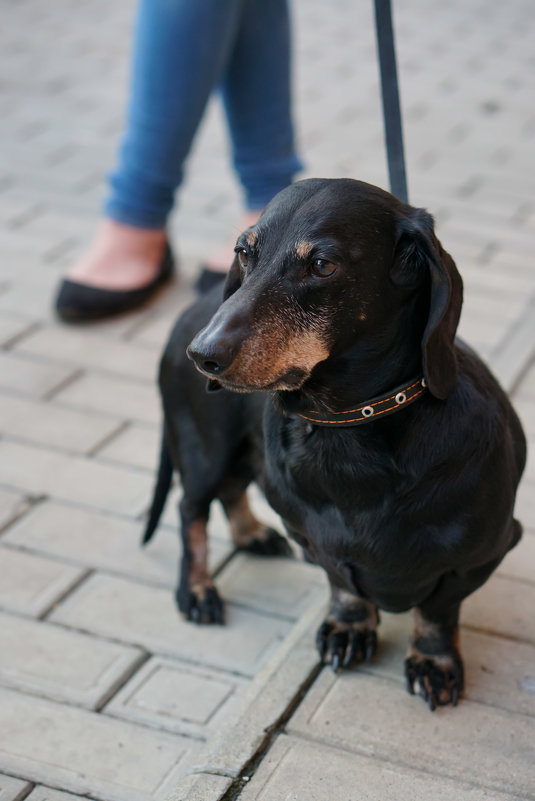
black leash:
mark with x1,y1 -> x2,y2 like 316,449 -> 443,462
374,0 -> 408,203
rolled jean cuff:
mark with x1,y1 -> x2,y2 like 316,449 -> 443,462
103,169 -> 176,229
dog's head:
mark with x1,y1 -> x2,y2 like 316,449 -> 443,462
188,179 -> 462,400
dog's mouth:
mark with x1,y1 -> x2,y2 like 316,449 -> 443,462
203,365 -> 310,394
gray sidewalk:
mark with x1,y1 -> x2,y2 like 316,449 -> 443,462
0,0 -> 534,799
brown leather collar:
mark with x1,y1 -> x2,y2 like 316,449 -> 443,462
297,375 -> 428,427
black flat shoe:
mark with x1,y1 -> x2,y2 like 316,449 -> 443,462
55,242 -> 175,322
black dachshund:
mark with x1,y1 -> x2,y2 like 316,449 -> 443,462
144,179 -> 526,710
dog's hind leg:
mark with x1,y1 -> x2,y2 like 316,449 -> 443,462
217,477 -> 293,557
176,495 -> 224,624
316,585 -> 379,672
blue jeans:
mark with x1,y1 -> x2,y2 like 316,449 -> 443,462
105,0 -> 302,228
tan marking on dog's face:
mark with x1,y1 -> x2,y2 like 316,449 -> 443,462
223,322 -> 330,391
296,241 -> 314,259
247,230 -> 258,247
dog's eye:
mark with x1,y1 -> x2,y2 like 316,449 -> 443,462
312,259 -> 337,278
236,248 -> 249,270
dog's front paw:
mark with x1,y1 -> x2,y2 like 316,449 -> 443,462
239,527 -> 293,557
404,647 -> 464,711
316,618 -> 378,672
176,583 -> 224,624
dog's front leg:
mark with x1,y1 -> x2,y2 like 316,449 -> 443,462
176,500 -> 224,624
405,605 -> 463,711
316,585 -> 379,672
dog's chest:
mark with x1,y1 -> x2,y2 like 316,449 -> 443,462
265,416 -> 405,560
262,411 -> 460,608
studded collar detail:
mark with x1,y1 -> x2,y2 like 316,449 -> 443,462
296,376 -> 428,428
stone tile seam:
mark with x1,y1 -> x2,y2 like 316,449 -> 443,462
90,454 -> 155,476
36,567 -> 94,621
93,650 -> 151,714
0,776 -> 35,801
0,642 -> 148,715
41,367 -> 86,402
37,605 -> 257,682
0,601 -> 260,710
0,495 -> 36,536
0,430 -> 127,462
44,398 -> 157,428
9,355 -> 158,387
0,540 -> 177,592
0,680 -> 205,762
1,767 -> 111,801
0,438 -> 154,480
85,421 -> 131,460
0,322 -> 42,351
0,494 -> 159,529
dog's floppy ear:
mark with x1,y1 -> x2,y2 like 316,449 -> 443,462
393,208 -> 463,400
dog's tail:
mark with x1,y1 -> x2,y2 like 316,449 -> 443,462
142,430 -> 174,545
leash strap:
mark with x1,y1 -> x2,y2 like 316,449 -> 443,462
374,0 -> 408,203
297,376 -> 427,427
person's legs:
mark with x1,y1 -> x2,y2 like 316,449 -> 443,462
221,0 -> 302,212
204,0 -> 302,274
67,0 -> 246,291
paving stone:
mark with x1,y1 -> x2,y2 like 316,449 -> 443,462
0,440 -> 150,516
0,609 -> 143,708
462,573 -> 535,645
3,500 -> 232,587
105,656 -> 247,738
15,326 -> 159,382
95,421 -> 160,471
0,352 -> 74,397
0,775 -> 30,801
0,687 -> 195,801
288,670 -> 535,799
0,393 -> 120,454
49,573 -> 292,677
0,487 -> 28,531
52,371 -> 160,425
0,545 -> 85,616
360,611 -> 535,718
217,553 -> 327,620
240,734 -> 515,801
24,788 -> 86,801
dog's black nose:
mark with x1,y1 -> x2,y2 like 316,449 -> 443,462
187,341 -> 233,376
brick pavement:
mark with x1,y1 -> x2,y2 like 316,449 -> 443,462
1,0 -> 535,799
